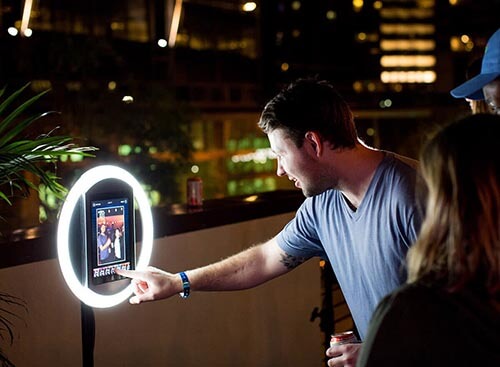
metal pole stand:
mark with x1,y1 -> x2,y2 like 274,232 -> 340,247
80,302 -> 95,367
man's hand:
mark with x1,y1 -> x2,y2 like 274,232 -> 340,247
325,342 -> 362,367
116,267 -> 181,304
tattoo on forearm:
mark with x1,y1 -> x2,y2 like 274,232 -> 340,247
280,253 -> 306,270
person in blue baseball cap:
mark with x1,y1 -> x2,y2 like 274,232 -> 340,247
451,28 -> 500,115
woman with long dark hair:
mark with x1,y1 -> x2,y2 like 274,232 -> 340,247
358,113 -> 500,366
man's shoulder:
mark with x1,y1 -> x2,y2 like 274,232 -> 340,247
384,151 -> 419,171
377,152 -> 421,191
296,190 -> 342,220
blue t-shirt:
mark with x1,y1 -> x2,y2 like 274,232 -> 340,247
98,233 -> 109,261
276,152 -> 422,340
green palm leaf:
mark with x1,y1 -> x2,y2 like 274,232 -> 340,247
0,111 -> 57,148
0,84 -> 49,136
0,83 -> 97,204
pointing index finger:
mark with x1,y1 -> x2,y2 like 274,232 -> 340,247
116,269 -> 143,280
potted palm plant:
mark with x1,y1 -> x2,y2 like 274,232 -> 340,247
0,83 -> 96,366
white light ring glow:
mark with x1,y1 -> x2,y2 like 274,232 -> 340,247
57,165 -> 154,308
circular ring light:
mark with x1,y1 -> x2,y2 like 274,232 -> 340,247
57,165 -> 154,308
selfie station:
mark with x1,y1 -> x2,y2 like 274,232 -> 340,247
57,165 -> 154,367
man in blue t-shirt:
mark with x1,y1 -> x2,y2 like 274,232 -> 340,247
97,223 -> 112,264
117,78 -> 423,367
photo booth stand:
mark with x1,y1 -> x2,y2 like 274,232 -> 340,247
57,166 -> 154,367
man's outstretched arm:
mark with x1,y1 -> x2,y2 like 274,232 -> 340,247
116,236 -> 308,304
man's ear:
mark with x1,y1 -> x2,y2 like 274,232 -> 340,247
304,131 -> 323,157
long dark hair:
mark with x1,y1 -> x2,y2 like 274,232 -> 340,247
408,114 -> 500,304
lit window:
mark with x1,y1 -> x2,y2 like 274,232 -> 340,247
380,8 -> 434,19
380,23 -> 435,35
32,80 -> 52,91
380,70 -> 436,84
380,55 -> 436,67
418,0 -> 435,8
110,22 -> 125,31
380,39 -> 435,51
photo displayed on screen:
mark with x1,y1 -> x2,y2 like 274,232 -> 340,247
90,197 -> 132,285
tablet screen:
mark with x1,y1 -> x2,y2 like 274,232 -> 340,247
88,196 -> 134,286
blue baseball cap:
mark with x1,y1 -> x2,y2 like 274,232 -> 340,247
451,28 -> 500,100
